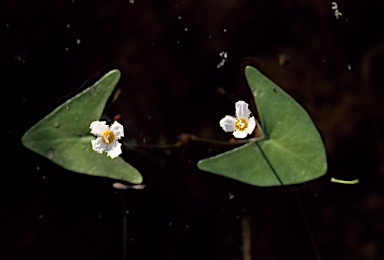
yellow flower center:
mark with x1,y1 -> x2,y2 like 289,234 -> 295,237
101,130 -> 115,144
235,118 -> 248,132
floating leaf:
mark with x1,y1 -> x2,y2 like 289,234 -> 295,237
198,66 -> 327,186
22,70 -> 143,184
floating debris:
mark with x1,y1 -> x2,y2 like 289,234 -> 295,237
330,177 -> 359,184
331,2 -> 343,19
217,51 -> 228,68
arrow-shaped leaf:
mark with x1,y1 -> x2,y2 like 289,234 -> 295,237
198,66 -> 327,186
22,70 -> 143,184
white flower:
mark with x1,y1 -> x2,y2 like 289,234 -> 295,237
90,121 -> 124,159
219,100 -> 256,139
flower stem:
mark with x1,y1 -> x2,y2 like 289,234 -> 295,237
125,124 -> 265,149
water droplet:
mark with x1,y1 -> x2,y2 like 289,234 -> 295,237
177,16 -> 182,20
65,47 -> 69,51
184,27 -> 188,32
129,0 -> 134,4
66,24 -> 71,29
347,64 -> 351,70
65,104 -> 70,110
76,38 -> 81,44
53,122 -> 60,128
228,192 -> 235,199
223,28 -> 227,33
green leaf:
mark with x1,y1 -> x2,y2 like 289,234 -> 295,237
22,70 -> 143,184
198,66 -> 327,186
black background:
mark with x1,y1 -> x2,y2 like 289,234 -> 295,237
2,0 -> 384,259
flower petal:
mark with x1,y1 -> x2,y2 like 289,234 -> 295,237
235,100 -> 251,119
110,121 -> 124,139
106,141 -> 122,159
233,130 -> 247,139
219,115 -> 237,132
246,116 -> 256,135
90,121 -> 109,136
91,138 -> 107,154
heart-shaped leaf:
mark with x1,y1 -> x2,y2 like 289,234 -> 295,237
198,66 -> 327,186
22,70 -> 143,184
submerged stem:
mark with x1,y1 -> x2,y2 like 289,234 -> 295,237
255,142 -> 321,259
295,192 -> 322,260
120,190 -> 127,260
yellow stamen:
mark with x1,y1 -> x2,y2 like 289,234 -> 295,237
101,130 -> 115,144
235,118 -> 248,131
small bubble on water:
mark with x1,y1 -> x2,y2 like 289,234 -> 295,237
184,27 -> 188,32
125,210 -> 130,214
223,28 -> 227,33
66,23 -> 71,29
177,16 -> 182,20
65,47 -> 69,51
347,64 -> 351,70
76,38 -> 81,44
36,166 -> 40,171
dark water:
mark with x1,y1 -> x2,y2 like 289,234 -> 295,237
3,0 -> 384,259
